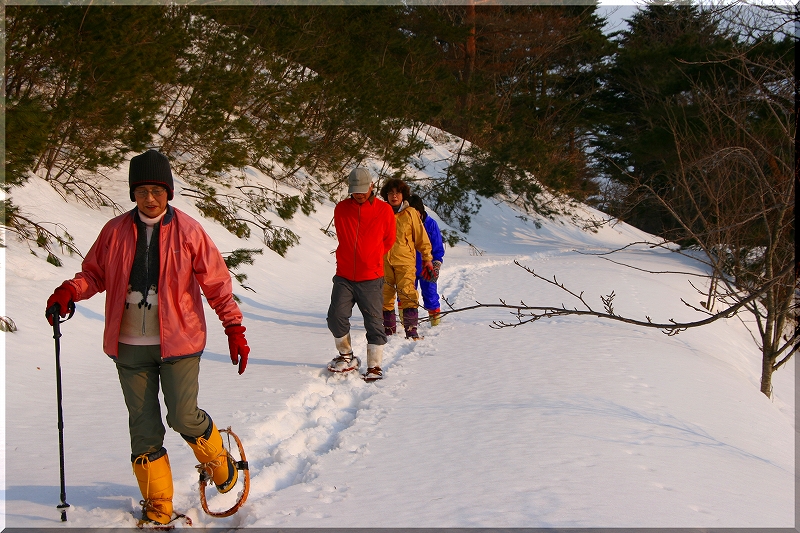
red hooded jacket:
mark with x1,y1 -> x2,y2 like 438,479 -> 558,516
333,194 -> 396,281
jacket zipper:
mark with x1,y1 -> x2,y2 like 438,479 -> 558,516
142,227 -> 150,336
157,219 -> 164,352
353,201 -> 361,280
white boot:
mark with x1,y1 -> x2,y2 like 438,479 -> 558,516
367,344 -> 383,368
334,333 -> 352,355
328,334 -> 359,372
364,345 -> 384,381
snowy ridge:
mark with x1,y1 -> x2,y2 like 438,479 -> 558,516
2,133 -> 795,528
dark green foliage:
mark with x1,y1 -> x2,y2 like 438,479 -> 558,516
592,3 -> 734,233
1,199 -> 82,264
224,247 -> 264,271
414,4 -> 611,209
440,229 -> 462,248
5,6 -> 190,194
423,172 -> 481,234
183,184 -> 301,257
300,188 -> 317,216
223,247 -> 264,294
6,5 -> 619,240
188,184 -> 251,239
0,199 -> 19,230
195,196 -> 251,239
158,12 -> 258,179
46,252 -> 63,267
263,225 -> 300,258
197,6 -> 460,183
276,196 -> 301,221
3,97 -> 51,188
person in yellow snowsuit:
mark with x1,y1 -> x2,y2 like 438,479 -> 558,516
380,178 -> 434,339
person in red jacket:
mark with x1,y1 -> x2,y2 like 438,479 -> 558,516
44,150 -> 250,527
326,167 -> 396,381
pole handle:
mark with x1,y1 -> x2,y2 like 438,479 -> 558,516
46,301 -> 76,327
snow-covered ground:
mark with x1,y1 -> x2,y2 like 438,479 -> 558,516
2,134 -> 795,529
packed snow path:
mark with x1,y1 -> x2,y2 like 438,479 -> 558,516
178,257 -> 501,527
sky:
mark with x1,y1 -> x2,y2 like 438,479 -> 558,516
597,2 -> 639,34
1,127 -> 795,530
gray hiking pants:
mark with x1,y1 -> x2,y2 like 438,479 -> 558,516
116,343 -> 210,458
327,275 -> 387,346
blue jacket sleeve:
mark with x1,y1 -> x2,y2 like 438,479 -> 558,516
424,217 -> 445,263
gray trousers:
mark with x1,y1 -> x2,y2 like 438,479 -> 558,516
116,343 -> 209,458
327,276 -> 387,346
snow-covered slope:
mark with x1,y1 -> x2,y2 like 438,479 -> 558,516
2,135 -> 794,529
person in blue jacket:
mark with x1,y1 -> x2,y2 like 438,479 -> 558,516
407,194 -> 445,326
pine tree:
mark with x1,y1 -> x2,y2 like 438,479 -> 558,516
406,4 -> 612,221
592,3 -> 733,234
5,6 -> 190,203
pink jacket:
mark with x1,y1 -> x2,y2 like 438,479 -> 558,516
65,206 -> 242,360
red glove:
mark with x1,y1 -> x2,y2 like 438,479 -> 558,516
46,283 -> 77,325
421,261 -> 436,282
225,325 -> 250,375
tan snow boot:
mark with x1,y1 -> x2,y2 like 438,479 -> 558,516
184,422 -> 238,494
132,448 -> 174,525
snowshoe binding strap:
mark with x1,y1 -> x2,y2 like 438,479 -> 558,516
136,502 -> 192,530
363,366 -> 383,382
197,427 -> 250,518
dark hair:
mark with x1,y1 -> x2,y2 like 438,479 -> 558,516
407,194 -> 427,221
379,178 -> 411,202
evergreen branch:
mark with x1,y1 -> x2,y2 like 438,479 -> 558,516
2,202 -> 84,265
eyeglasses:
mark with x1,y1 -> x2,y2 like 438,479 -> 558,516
134,187 -> 167,199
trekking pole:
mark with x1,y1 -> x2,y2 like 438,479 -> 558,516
46,301 -> 75,522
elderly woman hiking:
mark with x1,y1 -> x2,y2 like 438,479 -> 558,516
45,150 -> 251,527
380,178 -> 434,342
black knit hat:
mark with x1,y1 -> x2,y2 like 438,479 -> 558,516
129,150 -> 174,202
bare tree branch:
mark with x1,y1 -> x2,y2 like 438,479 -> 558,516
438,262 -> 794,338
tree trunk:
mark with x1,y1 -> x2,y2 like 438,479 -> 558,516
456,0 -> 477,139
760,352 -> 774,398
464,1 -> 476,85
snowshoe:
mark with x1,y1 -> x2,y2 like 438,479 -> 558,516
363,366 -> 383,382
136,512 -> 192,530
184,421 -> 237,494
197,427 -> 250,518
327,353 -> 361,373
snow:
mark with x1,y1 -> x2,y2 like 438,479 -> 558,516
1,133 -> 795,530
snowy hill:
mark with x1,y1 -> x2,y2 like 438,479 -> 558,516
2,133 -> 795,529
